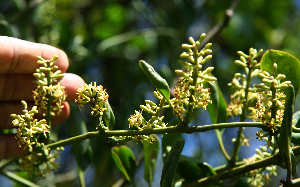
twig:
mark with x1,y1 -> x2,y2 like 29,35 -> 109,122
184,146 -> 300,187
199,0 -> 240,49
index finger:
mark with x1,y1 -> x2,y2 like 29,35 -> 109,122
0,36 -> 68,74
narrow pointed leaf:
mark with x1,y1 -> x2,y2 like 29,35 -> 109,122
278,86 -> 297,182
204,81 -> 229,159
143,134 -> 160,187
139,60 -> 171,103
161,139 -> 185,187
111,145 -> 136,182
103,100 -> 115,130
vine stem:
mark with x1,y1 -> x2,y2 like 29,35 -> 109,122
229,59 -> 253,167
45,122 -> 265,149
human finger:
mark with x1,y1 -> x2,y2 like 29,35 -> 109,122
0,134 -> 27,159
60,73 -> 85,102
0,36 -> 68,74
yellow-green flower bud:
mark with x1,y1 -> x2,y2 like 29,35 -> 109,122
180,52 -> 190,58
199,33 -> 206,43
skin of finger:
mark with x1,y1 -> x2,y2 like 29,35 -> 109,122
0,74 -> 35,101
0,101 -> 70,129
0,134 -> 27,159
0,73 -> 84,101
60,73 -> 85,102
0,36 -> 68,74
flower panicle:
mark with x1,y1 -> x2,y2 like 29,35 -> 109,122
33,55 -> 66,116
226,48 -> 263,119
172,34 -> 216,120
11,101 -> 49,151
253,63 -> 291,145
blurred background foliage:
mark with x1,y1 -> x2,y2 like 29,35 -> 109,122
1,0 -> 300,186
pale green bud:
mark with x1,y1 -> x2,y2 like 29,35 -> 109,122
237,51 -> 248,58
199,33 -> 206,43
204,43 -> 212,50
240,56 -> 247,64
200,55 -> 212,64
180,52 -> 190,58
234,60 -> 247,67
189,37 -> 195,44
203,49 -> 212,55
178,60 -> 193,67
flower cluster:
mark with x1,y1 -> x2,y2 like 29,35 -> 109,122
227,48 -> 263,119
11,101 -> 49,151
33,55 -> 66,116
244,145 -> 277,187
171,34 -> 216,119
129,90 -> 168,130
19,147 -> 64,177
253,63 -> 291,146
132,134 -> 156,144
75,82 -> 109,117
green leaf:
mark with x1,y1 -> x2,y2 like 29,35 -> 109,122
139,60 -> 171,104
204,81 -> 229,159
161,139 -> 185,187
111,145 -> 137,182
278,86 -> 298,182
103,100 -> 115,130
291,111 -> 300,146
177,159 -> 216,183
205,81 -> 228,125
143,134 -> 160,187
67,104 -> 93,187
261,50 -> 300,100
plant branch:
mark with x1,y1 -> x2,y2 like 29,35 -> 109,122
199,0 -> 240,49
184,146 -> 300,187
45,122 -> 265,149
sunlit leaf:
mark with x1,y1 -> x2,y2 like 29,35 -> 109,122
111,145 -> 136,182
261,50 -> 300,100
139,60 -> 171,104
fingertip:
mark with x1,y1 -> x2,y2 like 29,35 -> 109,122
60,73 -> 85,102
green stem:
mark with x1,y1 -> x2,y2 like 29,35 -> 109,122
229,61 -> 253,166
45,122 -> 265,149
1,170 -> 40,187
183,47 -> 200,125
184,146 -> 300,187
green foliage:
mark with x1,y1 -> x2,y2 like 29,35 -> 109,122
143,134 -> 160,187
261,50 -> 300,100
2,1 -> 300,187
111,145 -> 137,183
139,60 -> 171,103
161,139 -> 185,187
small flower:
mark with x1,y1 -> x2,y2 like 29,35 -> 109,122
33,55 -> 66,116
11,101 -> 49,151
75,82 -> 109,116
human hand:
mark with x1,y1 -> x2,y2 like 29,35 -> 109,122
0,36 -> 85,159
